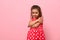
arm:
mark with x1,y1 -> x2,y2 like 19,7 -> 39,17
31,17 -> 43,28
28,16 -> 43,27
28,19 -> 39,27
32,22 -> 40,28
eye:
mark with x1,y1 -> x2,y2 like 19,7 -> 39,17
32,12 -> 34,14
36,12 -> 38,14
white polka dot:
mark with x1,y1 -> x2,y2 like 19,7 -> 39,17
33,34 -> 35,35
36,34 -> 38,36
42,34 -> 44,36
32,36 -> 33,37
28,39 -> 30,40
30,34 -> 32,35
33,37 -> 34,39
32,32 -> 33,33
30,37 -> 31,39
40,32 -> 42,34
37,36 -> 39,38
40,36 -> 42,37
36,31 -> 37,32
36,38 -> 37,39
42,37 -> 44,39
34,30 -> 35,32
39,38 -> 41,40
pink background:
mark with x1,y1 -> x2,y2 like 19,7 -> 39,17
0,0 -> 60,40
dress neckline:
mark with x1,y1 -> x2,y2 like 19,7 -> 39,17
32,18 -> 37,21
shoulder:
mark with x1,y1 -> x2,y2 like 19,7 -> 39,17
40,16 -> 43,19
39,16 -> 43,23
39,16 -> 43,20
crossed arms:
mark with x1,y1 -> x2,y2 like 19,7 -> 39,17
28,16 -> 43,28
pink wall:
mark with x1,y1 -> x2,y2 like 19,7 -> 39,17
0,0 -> 60,40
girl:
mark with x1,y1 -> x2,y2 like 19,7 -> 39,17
27,5 -> 45,40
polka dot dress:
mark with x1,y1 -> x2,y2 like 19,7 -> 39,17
27,18 -> 45,40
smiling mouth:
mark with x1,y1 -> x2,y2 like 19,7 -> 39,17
33,16 -> 38,18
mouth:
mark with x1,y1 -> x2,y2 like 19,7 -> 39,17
33,16 -> 36,18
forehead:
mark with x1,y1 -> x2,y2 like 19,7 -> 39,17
31,9 -> 38,12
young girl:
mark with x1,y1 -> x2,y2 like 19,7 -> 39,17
27,5 -> 45,40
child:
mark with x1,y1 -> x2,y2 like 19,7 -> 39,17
27,5 -> 45,40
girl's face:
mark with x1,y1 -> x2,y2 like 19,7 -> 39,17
31,9 -> 39,19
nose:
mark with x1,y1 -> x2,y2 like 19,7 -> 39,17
33,14 -> 36,16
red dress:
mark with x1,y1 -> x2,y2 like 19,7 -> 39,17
27,18 -> 45,40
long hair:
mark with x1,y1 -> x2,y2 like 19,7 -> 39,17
31,5 -> 42,19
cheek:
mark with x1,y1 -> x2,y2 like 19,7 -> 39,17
32,14 -> 34,16
31,14 -> 34,17
36,14 -> 39,16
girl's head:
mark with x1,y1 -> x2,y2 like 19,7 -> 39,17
31,5 -> 42,19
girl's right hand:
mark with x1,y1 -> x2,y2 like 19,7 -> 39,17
37,17 -> 43,23
37,17 -> 41,22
